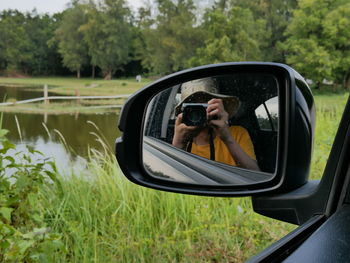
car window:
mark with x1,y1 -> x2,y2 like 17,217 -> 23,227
255,96 -> 278,131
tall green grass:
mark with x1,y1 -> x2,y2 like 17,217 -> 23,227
310,93 -> 349,179
42,151 -> 294,262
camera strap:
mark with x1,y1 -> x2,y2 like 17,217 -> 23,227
186,129 -> 215,161
209,128 -> 215,161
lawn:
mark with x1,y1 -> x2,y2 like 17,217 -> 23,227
0,100 -> 125,114
0,76 -> 152,96
310,92 -> 349,179
0,77 -> 152,114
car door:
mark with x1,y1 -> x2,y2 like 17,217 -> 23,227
249,92 -> 350,262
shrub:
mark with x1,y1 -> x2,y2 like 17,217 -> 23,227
0,129 -> 64,262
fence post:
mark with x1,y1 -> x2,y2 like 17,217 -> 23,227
44,112 -> 48,124
44,84 -> 49,105
75,88 -> 81,104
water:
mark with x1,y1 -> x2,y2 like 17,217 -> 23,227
0,85 -> 52,101
1,85 -> 122,174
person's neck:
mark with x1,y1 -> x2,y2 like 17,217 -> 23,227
193,127 -> 213,146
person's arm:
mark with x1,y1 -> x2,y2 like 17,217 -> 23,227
207,98 -> 260,171
219,128 -> 260,171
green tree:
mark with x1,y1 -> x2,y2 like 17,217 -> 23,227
281,0 -> 350,89
227,0 -> 297,62
80,0 -> 133,80
0,10 -> 66,76
189,5 -> 267,66
138,0 -> 203,75
0,10 -> 33,74
79,3 -> 100,78
53,4 -> 89,78
23,11 -> 62,75
323,3 -> 350,89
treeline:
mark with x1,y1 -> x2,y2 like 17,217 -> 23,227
0,0 -> 349,88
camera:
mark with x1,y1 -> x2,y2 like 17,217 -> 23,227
181,103 -> 208,126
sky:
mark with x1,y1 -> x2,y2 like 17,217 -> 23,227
0,0 -> 145,14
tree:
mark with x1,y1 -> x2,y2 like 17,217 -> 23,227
80,0 -> 133,80
323,3 -> 350,89
53,4 -> 89,78
188,5 -> 267,66
281,0 -> 350,89
0,10 -> 33,74
23,11 -> 62,75
138,0 -> 203,75
78,3 -> 100,78
0,10 -> 66,76
227,0 -> 297,62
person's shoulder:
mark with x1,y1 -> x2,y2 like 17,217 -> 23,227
229,126 -> 251,142
229,125 -> 248,134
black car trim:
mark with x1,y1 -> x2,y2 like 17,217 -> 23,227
247,214 -> 325,263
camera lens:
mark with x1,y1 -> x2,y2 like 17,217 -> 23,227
188,109 -> 202,122
182,103 -> 208,126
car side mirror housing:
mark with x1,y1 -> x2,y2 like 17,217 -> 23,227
115,62 -> 315,196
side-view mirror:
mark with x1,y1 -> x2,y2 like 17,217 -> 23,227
116,62 -> 315,196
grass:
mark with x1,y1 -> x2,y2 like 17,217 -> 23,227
0,77 -> 152,113
0,77 -> 152,96
42,151 -> 295,262
310,92 -> 349,179
0,100 -> 125,114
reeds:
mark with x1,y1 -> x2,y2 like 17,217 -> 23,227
40,126 -> 294,262
42,153 -> 294,262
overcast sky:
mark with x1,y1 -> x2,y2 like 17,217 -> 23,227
0,0 -> 146,14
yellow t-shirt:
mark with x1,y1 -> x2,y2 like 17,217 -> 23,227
190,126 -> 256,166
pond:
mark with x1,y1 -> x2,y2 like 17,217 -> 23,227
1,85 -> 122,174
0,84 -> 60,101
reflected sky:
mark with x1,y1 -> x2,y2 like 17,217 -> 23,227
13,138 -> 88,176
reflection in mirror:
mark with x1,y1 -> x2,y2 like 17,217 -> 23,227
143,74 -> 279,185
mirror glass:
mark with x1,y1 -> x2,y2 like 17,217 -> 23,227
142,73 -> 279,185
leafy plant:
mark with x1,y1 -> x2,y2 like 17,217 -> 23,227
0,129 -> 64,262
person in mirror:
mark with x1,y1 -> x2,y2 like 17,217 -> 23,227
172,78 -> 260,171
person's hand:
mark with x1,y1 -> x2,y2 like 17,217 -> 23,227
207,98 -> 260,171
172,113 -> 199,149
207,98 -> 231,143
